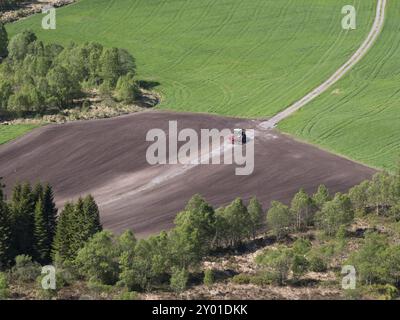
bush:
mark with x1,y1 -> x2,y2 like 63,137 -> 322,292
292,255 -> 309,279
87,280 -> 118,297
0,272 -> 10,300
308,255 -> 328,273
170,267 -> 189,293
377,284 -> 398,300
74,231 -> 119,285
292,238 -> 312,255
114,290 -> 139,300
347,232 -> 388,286
255,248 -> 293,285
55,268 -> 75,287
249,273 -> 273,286
114,74 -> 139,104
36,274 -> 58,300
363,284 -> 399,300
203,269 -> 215,287
12,255 -> 41,282
81,100 -> 91,112
389,203 -> 400,222
231,273 -> 252,285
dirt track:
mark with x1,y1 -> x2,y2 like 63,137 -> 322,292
260,0 -> 387,129
0,112 -> 375,237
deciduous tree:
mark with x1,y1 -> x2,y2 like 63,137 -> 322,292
266,201 -> 292,239
248,197 -> 263,239
315,193 -> 354,236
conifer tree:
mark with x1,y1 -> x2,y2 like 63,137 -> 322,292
34,199 -> 49,264
82,194 -> 102,236
52,202 -> 74,263
10,182 -> 35,257
42,184 -> 57,249
53,196 -> 102,263
32,182 -> 44,204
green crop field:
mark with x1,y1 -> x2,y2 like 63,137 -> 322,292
279,0 -> 400,171
6,0 -> 375,118
0,124 -> 38,145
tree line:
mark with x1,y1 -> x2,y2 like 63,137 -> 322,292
0,179 -> 101,269
1,166 -> 400,295
266,168 -> 400,240
0,26 -> 140,119
0,177 -> 264,292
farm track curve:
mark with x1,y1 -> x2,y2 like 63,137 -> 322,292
260,0 -> 387,129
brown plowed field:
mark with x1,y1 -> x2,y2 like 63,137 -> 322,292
0,111 -> 375,237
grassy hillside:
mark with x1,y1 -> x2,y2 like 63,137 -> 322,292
279,0 -> 400,171
0,124 -> 38,145
6,0 -> 375,118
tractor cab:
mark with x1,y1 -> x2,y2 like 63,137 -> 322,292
231,128 -> 247,145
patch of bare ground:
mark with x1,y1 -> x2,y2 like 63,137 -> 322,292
143,283 -> 341,300
4,88 -> 160,125
9,217 -> 400,300
0,112 -> 375,237
142,234 -> 342,300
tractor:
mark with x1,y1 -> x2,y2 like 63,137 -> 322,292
229,128 -> 247,145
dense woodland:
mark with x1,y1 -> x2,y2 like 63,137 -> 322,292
1,166 -> 400,299
0,0 -> 24,11
0,23 -> 140,119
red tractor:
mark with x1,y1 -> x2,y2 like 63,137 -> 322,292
229,129 -> 247,145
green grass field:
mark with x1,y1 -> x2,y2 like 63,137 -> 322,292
0,124 -> 38,145
5,0 -> 397,171
279,0 -> 400,171
6,0 -> 375,118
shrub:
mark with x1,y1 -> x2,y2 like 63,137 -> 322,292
36,274 -> 58,300
363,284 -> 399,300
203,269 -> 215,287
12,255 -> 41,282
292,238 -> 312,255
347,232 -> 400,286
0,272 -> 9,300
292,255 -> 309,279
114,74 -> 139,104
55,267 -> 75,287
231,273 -> 252,285
87,280 -> 117,297
81,100 -> 90,112
74,231 -> 119,285
114,290 -> 139,300
249,273 -> 273,286
378,284 -> 398,300
170,267 -> 189,293
255,247 -> 293,285
308,255 -> 328,273
389,203 -> 400,222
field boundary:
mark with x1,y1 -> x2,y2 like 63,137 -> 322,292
259,0 -> 387,129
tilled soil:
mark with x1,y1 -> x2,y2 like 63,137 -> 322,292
0,111 -> 375,237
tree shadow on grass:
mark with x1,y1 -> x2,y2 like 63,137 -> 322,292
137,80 -> 161,90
